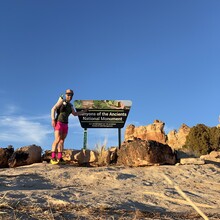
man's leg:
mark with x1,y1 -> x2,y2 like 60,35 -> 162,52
51,130 -> 61,159
57,133 -> 67,160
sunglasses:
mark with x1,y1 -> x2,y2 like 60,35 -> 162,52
66,93 -> 73,96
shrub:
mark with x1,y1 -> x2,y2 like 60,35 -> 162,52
209,127 -> 220,151
183,124 -> 220,157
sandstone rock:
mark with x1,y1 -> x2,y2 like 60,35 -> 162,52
180,158 -> 205,165
125,120 -> 166,144
167,124 -> 190,149
200,151 -> 220,163
209,151 -> 220,158
125,120 -> 191,150
42,149 -> 79,162
0,146 -> 14,168
8,145 -> 42,168
125,124 -> 135,141
42,148 -> 115,166
74,149 -> 98,165
117,139 -> 176,166
109,147 -> 117,163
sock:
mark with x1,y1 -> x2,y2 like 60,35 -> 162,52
57,152 -> 62,160
51,152 -> 56,159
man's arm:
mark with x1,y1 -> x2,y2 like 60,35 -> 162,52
51,97 -> 63,126
72,107 -> 87,116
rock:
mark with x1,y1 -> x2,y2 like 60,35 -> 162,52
109,147 -> 117,163
117,139 -> 176,166
42,149 -> 100,165
74,149 -> 98,165
125,120 -> 166,144
200,151 -> 220,163
0,146 -> 14,168
8,145 -> 42,168
167,124 -> 190,149
125,124 -> 135,141
180,158 -> 205,165
209,151 -> 220,158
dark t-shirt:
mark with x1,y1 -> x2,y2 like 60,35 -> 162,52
56,101 -> 73,124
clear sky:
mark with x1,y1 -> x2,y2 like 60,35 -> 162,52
0,0 -> 219,151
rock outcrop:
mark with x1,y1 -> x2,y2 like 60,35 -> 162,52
125,120 -> 166,144
117,139 -> 176,166
167,124 -> 190,149
125,120 -> 191,150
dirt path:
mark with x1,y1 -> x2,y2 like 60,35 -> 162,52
0,162 -> 220,219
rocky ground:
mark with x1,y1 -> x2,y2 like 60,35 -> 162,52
0,161 -> 220,220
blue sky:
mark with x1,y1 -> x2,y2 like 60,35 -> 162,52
0,0 -> 219,151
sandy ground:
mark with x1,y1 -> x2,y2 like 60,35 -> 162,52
0,162 -> 220,220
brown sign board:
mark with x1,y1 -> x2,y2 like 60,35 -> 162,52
74,100 -> 132,128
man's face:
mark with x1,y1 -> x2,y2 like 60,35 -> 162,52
65,90 -> 73,101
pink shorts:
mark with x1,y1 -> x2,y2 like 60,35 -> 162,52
54,121 -> 68,134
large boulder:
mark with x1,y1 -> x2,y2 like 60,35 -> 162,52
8,145 -> 42,168
117,139 -> 176,166
0,146 -> 14,168
125,120 -> 166,144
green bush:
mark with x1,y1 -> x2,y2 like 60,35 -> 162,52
210,127 -> 220,150
183,124 -> 220,157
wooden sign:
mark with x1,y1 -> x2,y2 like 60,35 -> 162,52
74,100 -> 132,128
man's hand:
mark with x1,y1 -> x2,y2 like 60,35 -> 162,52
51,120 -> 56,128
81,108 -> 88,115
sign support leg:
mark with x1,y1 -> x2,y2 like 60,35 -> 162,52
83,128 -> 87,150
118,128 -> 121,149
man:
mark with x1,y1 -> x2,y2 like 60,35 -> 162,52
50,89 -> 86,164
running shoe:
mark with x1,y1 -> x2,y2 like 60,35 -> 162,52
50,158 -> 59,165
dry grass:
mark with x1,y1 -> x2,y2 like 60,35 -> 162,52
94,139 -> 108,154
1,199 -> 220,220
94,139 -> 110,166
